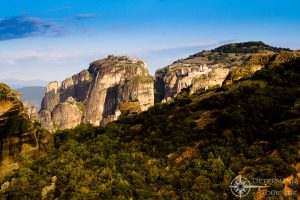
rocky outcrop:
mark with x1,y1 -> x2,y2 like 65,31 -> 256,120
155,64 -> 212,101
0,83 -> 47,178
154,44 -> 252,102
22,100 -> 38,122
83,56 -> 153,125
41,176 -> 57,199
39,56 -> 154,131
38,110 -> 54,133
155,63 -> 231,102
100,109 -> 121,126
51,97 -> 83,130
38,43 -> 300,130
0,181 -> 10,194
41,81 -> 60,112
190,67 -> 230,93
155,42 -> 300,102
41,69 -> 91,113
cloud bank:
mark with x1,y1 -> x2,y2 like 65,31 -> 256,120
0,16 -> 65,41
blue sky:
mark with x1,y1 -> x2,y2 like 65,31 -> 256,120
0,0 -> 300,82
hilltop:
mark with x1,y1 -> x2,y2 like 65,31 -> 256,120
211,41 -> 291,53
185,41 -> 291,63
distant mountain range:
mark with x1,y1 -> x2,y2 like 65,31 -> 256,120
0,78 -> 48,89
15,86 -> 45,110
0,79 -> 47,110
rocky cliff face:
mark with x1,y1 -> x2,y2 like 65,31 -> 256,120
0,84 -> 47,178
155,42 -> 300,102
51,97 -> 83,130
190,67 -> 230,93
38,43 -> 300,130
39,55 -> 154,131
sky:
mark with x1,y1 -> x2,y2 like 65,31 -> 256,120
0,0 -> 300,82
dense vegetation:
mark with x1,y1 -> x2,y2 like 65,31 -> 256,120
212,41 -> 291,53
1,58 -> 300,199
185,42 -> 291,63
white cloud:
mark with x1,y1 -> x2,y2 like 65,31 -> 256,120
0,39 -> 236,79
0,48 -> 98,65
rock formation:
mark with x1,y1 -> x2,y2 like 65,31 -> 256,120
38,110 -> 54,132
38,43 -> 300,131
22,100 -> 38,121
155,42 -> 300,102
39,55 -> 154,131
190,67 -> 230,93
0,181 -> 10,194
155,64 -> 213,101
0,83 -> 47,178
41,176 -> 57,199
51,97 -> 83,130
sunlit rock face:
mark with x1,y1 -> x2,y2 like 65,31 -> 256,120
154,57 -> 242,102
22,100 -> 38,122
39,55 -> 154,131
190,67 -> 230,93
51,97 -> 83,130
154,42 -> 300,102
155,63 -> 219,101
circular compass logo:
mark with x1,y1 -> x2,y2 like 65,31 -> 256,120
230,175 -> 251,198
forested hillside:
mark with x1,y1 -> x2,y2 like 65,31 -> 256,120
1,58 -> 300,199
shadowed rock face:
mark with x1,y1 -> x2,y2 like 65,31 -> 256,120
39,55 -> 154,131
38,110 -> 54,133
0,84 -> 46,177
155,42 -> 300,102
0,84 -> 33,138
